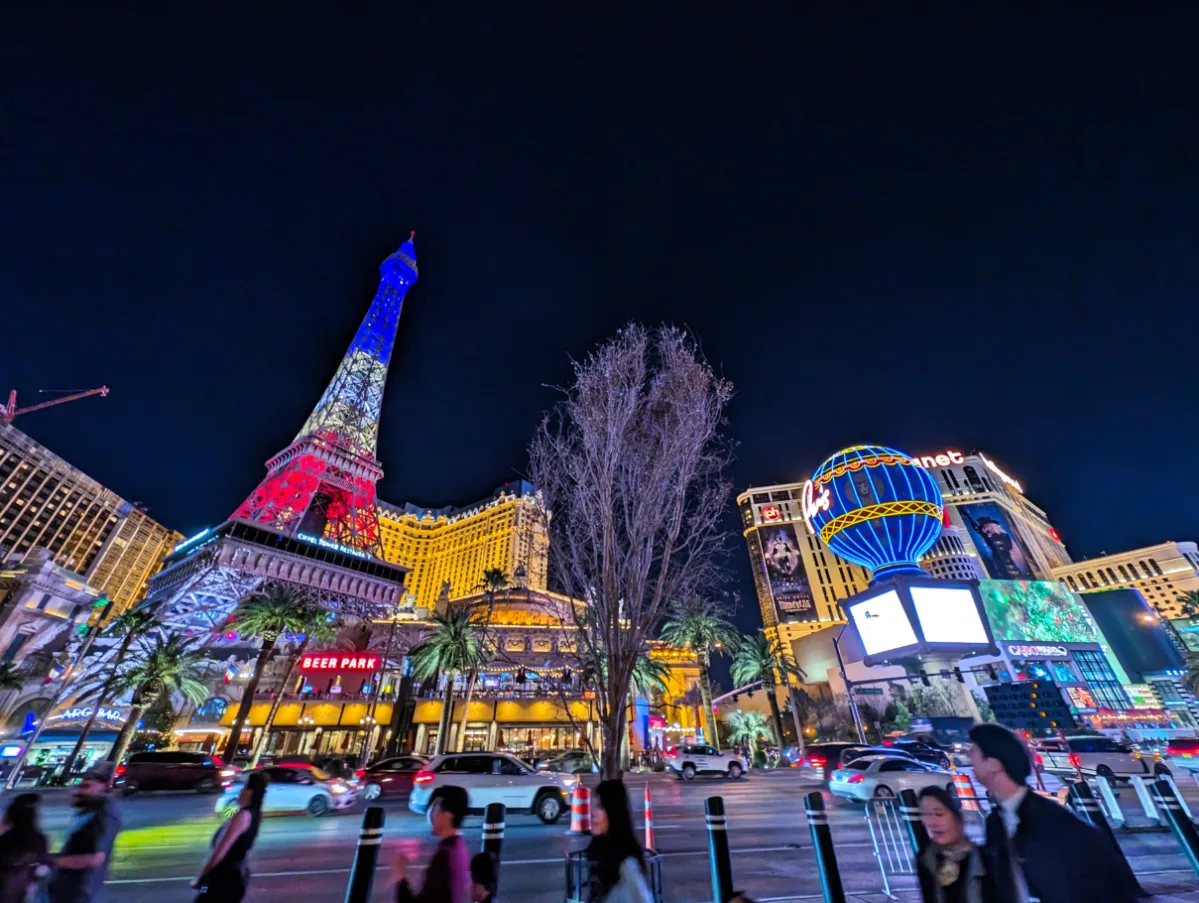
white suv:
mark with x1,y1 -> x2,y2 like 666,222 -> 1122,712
1034,735 -> 1150,783
408,753 -> 575,824
666,745 -> 747,780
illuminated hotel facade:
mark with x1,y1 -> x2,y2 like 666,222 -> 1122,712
1052,542 -> 1199,620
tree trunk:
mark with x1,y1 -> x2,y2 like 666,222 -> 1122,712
765,685 -> 785,747
434,673 -> 456,755
221,639 -> 276,762
599,701 -> 626,779
107,703 -> 147,768
249,638 -> 308,768
789,686 -> 806,760
698,660 -> 719,747
62,630 -> 140,776
455,669 -> 478,752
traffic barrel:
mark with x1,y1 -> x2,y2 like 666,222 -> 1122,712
704,796 -> 734,903
1068,781 -> 1143,896
805,792 -> 847,903
344,805 -> 385,903
951,772 -> 982,812
644,785 -> 656,852
897,789 -> 930,858
481,802 -> 505,901
567,784 -> 592,835
1153,779 -> 1199,878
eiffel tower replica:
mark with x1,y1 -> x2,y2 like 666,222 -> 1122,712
145,237 -> 417,633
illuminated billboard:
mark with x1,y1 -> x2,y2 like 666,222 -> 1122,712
911,585 -> 990,645
978,580 -> 1098,644
756,524 -> 817,622
960,502 -> 1036,580
848,589 -> 918,657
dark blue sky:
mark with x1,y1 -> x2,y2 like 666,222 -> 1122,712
3,6 -> 1197,630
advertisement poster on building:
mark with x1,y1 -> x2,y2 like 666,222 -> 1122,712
979,579 -> 1099,643
758,524 -> 817,622
960,502 -> 1036,579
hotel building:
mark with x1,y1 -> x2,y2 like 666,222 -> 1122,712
1052,542 -> 1199,620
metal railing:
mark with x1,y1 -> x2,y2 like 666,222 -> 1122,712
864,798 -> 916,900
564,849 -> 663,903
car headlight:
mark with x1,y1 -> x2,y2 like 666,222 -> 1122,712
330,783 -> 349,794
220,769 -> 235,777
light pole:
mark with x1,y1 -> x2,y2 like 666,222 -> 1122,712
832,628 -> 867,744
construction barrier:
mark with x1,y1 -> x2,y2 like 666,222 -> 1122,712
951,772 -> 986,814
567,785 -> 592,836
644,785 -> 656,852
564,849 -> 664,903
864,798 -> 915,899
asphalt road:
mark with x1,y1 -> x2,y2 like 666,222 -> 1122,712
23,770 -> 1199,903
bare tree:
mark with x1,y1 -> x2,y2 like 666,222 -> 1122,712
529,324 -> 733,777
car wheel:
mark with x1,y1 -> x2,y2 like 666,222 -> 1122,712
120,782 -> 139,798
1096,765 -> 1116,783
728,763 -> 743,780
873,785 -> 895,799
535,791 -> 564,824
307,795 -> 330,816
1156,763 -> 1172,777
196,778 -> 217,794
681,765 -> 697,781
362,783 -> 382,801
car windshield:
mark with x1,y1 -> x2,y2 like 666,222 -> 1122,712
309,767 -> 333,781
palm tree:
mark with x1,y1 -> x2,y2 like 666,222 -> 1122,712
60,609 -> 158,776
106,634 -> 209,767
0,662 -> 25,692
221,584 -> 316,761
660,598 -> 739,747
730,632 -> 805,748
727,710 -> 771,760
455,569 -> 508,751
409,610 -> 484,755
248,603 -> 337,767
1178,590 -> 1199,619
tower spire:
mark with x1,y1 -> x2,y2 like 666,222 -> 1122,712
230,236 -> 418,554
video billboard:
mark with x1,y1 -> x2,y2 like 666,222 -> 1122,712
757,524 -> 817,622
847,589 -> 918,657
911,585 -> 990,645
960,502 -> 1036,580
979,579 -> 1099,643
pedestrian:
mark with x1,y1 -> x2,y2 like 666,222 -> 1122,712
916,786 -> 997,903
0,793 -> 49,903
968,723 -> 1136,903
48,768 -> 120,903
585,779 -> 652,903
192,771 -> 267,903
393,785 -> 470,903
468,852 -> 495,903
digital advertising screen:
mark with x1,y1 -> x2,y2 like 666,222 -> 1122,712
960,502 -> 1036,580
911,585 -> 990,645
847,589 -> 918,657
757,524 -> 817,622
979,579 -> 1099,643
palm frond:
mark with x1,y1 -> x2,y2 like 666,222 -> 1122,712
730,632 -> 805,689
409,610 -> 484,679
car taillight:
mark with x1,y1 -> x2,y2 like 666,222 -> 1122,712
413,770 -> 434,784
667,752 -> 678,759
882,740 -> 893,746
809,756 -> 826,768
355,769 -> 366,779
1068,754 -> 1081,768
114,765 -> 126,777
1034,753 -> 1043,765
847,774 -> 864,784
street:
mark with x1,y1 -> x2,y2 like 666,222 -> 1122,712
19,769 -> 1199,903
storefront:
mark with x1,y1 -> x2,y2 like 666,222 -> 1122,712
18,705 -> 126,773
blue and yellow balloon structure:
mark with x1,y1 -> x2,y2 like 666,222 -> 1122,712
802,444 -> 944,583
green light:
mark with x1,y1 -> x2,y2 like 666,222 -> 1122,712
92,597 -> 109,609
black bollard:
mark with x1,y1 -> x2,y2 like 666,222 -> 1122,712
705,796 -> 735,903
344,805 -> 385,903
481,802 -> 506,901
1154,779 -> 1199,878
1069,780 -> 1144,896
897,789 -> 929,858
805,792 -> 847,903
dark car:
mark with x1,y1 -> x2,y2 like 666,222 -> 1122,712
798,743 -> 862,782
355,755 -> 428,801
115,751 -> 231,795
886,739 -> 951,769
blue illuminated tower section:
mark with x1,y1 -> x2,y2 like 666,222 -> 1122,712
231,235 -> 418,554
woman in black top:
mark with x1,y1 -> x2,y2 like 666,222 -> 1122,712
584,780 -> 649,902
916,787 -> 1001,903
0,794 -> 48,903
194,771 -> 267,903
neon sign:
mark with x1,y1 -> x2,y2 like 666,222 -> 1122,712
1006,643 -> 1068,659
50,706 -> 124,724
300,653 -> 380,672
800,480 -> 831,535
910,450 -> 965,468
979,453 -> 1023,494
761,505 -> 781,522
174,528 -> 212,553
296,532 -> 373,561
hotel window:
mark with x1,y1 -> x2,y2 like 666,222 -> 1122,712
1118,565 -> 1130,581
1065,575 -> 1078,590
1150,559 -> 1164,576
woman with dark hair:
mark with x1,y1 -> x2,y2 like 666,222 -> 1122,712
193,771 -> 268,903
585,780 -> 651,903
0,793 -> 48,903
916,786 -> 1000,903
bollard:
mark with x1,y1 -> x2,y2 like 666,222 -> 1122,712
705,797 -> 735,903
645,785 -> 656,852
805,792 -> 847,903
481,802 -> 505,901
566,785 -> 592,835
344,806 -> 385,903
897,789 -> 929,858
1154,779 -> 1199,878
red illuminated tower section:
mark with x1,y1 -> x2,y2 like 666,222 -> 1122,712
230,236 -> 418,555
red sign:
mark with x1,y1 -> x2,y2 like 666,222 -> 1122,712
761,505 -> 782,522
648,715 -> 666,729
299,653 -> 380,672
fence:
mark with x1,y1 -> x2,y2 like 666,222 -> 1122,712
564,849 -> 664,903
864,798 -> 916,900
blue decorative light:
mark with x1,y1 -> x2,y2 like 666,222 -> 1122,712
802,444 -> 944,582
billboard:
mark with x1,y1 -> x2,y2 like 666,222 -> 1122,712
847,589 -> 918,657
757,524 -> 817,622
1080,588 -> 1184,680
979,579 -> 1099,643
960,502 -> 1036,580
910,585 -> 990,645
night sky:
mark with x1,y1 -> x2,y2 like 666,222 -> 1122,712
4,6 -> 1198,633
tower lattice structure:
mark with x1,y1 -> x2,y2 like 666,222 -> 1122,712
230,235 -> 418,555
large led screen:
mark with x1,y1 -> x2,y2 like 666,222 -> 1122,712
979,579 -> 1098,643
911,585 -> 990,645
757,524 -> 817,622
848,589 -> 918,657
960,502 -> 1036,580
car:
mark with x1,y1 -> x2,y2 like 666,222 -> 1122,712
1034,735 -> 1151,783
407,753 -> 575,824
885,739 -> 952,769
829,755 -> 954,803
356,755 -> 428,800
837,746 -> 918,768
539,751 -> 599,775
1163,737 -> 1199,774
215,765 -> 357,817
797,743 -> 862,782
115,751 -> 232,795
665,745 -> 747,781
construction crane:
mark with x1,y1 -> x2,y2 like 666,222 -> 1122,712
1,387 -> 110,424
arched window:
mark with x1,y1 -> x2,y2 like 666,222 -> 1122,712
1118,565 -> 1130,581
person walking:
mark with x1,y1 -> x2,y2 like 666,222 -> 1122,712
585,780 -> 652,903
916,786 -> 1000,903
192,771 -> 268,903
393,785 -> 470,903
968,723 -> 1137,903
0,793 -> 49,903
48,769 -> 120,903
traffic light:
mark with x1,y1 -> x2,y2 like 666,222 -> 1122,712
983,681 -> 1076,732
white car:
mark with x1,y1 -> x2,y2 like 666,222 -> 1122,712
829,755 -> 954,803
408,753 -> 575,824
665,745 -> 747,781
1034,736 -> 1151,783
215,765 -> 357,817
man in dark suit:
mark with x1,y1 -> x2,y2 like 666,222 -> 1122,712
969,724 -> 1139,903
